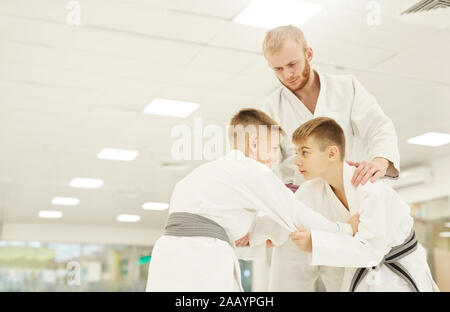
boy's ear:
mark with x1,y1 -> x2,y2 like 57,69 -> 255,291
328,145 -> 339,161
249,133 -> 258,153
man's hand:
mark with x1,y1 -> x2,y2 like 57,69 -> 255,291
235,233 -> 249,247
290,225 -> 312,253
266,239 -> 274,248
347,213 -> 360,236
285,183 -> 299,193
346,158 -> 389,187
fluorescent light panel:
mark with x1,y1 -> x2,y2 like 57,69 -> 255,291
117,214 -> 141,222
39,210 -> 63,219
439,232 -> 450,238
233,0 -> 322,29
98,148 -> 139,161
144,98 -> 199,118
407,132 -> 450,147
51,197 -> 80,206
142,202 -> 169,211
70,178 -> 103,189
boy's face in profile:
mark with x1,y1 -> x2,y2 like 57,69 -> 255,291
294,136 -> 330,180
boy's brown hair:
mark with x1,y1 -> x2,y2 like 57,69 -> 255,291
292,117 -> 346,160
230,108 -> 285,134
228,108 -> 286,151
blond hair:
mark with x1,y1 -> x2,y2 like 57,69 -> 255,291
262,25 -> 308,56
292,117 -> 346,160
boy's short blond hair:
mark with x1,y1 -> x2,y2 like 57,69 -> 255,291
292,117 -> 346,160
262,25 -> 308,56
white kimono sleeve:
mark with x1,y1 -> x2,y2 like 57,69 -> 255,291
235,163 -> 352,260
234,215 -> 290,261
350,77 -> 400,178
248,215 -> 290,247
310,191 -> 389,268
238,167 -> 348,234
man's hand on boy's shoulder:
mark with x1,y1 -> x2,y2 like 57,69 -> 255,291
290,226 -> 312,253
346,158 -> 390,187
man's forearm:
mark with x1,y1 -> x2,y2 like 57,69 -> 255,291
372,157 -> 398,178
372,157 -> 389,171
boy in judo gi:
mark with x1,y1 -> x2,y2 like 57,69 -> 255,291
289,117 -> 439,292
146,109 -> 359,292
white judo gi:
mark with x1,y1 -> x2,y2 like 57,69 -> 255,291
262,70 -> 401,291
306,163 -> 439,292
146,150 -> 353,292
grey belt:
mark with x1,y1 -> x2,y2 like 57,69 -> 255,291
164,212 -> 231,246
350,228 -> 419,292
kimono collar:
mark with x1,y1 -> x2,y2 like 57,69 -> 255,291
280,69 -> 327,118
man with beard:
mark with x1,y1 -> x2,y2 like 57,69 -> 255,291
258,25 -> 401,292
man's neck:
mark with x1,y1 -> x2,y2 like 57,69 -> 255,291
293,70 -> 320,114
323,163 -> 349,210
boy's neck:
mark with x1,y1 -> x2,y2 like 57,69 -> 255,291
322,162 -> 349,210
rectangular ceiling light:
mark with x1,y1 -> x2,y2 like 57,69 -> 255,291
407,132 -> 450,147
98,148 -> 139,161
39,210 -> 63,219
233,0 -> 322,29
439,232 -> 450,238
51,197 -> 80,206
144,98 -> 199,118
142,202 -> 169,211
117,214 -> 141,222
70,178 -> 103,189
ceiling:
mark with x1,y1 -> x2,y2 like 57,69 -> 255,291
0,0 -> 449,231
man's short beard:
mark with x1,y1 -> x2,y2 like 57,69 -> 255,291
280,59 -> 311,92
